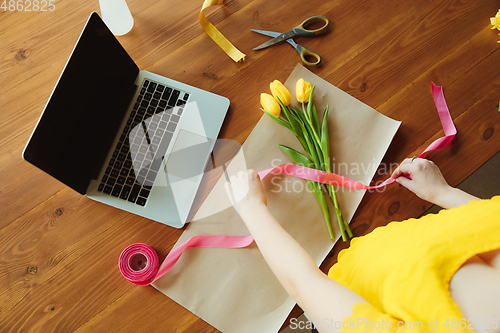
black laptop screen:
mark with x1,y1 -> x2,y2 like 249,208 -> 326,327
23,13 -> 139,194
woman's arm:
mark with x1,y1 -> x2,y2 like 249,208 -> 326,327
391,158 -> 480,209
225,170 -> 368,332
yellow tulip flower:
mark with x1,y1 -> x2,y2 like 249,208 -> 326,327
296,78 -> 312,103
491,9 -> 500,42
270,80 -> 291,106
491,9 -> 500,30
260,93 -> 281,117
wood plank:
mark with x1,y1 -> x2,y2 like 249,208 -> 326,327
328,0 -> 498,107
75,287 -> 219,333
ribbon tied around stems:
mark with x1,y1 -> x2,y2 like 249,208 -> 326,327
258,83 -> 455,188
119,82 -> 456,285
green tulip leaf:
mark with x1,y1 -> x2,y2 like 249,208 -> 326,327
320,104 -> 330,163
308,85 -> 320,134
261,108 -> 292,131
278,144 -> 313,167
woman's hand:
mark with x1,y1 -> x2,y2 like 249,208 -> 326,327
391,158 -> 480,209
391,157 -> 450,204
224,169 -> 267,217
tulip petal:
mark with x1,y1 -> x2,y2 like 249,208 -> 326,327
296,78 -> 312,103
270,80 -> 291,106
260,93 -> 281,117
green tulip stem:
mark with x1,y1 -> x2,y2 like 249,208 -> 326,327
278,144 -> 335,240
327,181 -> 349,241
321,143 -> 351,241
311,182 -> 335,240
301,102 -> 322,146
300,95 -> 351,241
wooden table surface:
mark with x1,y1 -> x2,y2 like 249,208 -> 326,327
1,0 -> 500,331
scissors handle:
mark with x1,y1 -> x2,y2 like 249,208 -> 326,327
294,44 -> 321,66
292,16 -> 329,37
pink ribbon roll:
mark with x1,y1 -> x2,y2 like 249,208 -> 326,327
119,243 -> 159,285
119,82 -> 456,285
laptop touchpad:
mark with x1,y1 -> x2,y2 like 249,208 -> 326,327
165,129 -> 212,182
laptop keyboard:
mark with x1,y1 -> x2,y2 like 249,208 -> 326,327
97,79 -> 189,206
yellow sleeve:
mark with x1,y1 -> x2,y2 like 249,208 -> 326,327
340,303 -> 423,333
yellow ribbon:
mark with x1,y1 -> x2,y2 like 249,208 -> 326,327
199,0 -> 246,62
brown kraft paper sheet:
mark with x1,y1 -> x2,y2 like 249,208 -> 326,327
153,64 -> 402,333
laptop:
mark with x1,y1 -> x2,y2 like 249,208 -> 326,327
22,12 -> 230,228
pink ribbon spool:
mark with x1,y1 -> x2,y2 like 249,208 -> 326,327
119,243 -> 159,285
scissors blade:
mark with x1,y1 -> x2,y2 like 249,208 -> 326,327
252,29 -> 299,48
251,29 -> 281,38
252,30 -> 296,50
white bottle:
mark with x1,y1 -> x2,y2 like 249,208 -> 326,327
99,0 -> 134,36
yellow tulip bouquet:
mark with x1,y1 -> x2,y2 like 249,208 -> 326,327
260,79 -> 352,241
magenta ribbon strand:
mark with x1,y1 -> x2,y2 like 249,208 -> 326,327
119,82 -> 456,285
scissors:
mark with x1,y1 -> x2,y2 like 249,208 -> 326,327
252,16 -> 329,66
252,29 -> 323,66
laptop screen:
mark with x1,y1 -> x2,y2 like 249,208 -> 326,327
23,12 -> 139,194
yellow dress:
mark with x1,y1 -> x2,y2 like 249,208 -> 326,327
328,196 -> 500,332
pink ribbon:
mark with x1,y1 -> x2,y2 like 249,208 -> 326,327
119,82 -> 456,285
258,163 -> 396,189
418,82 -> 457,158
